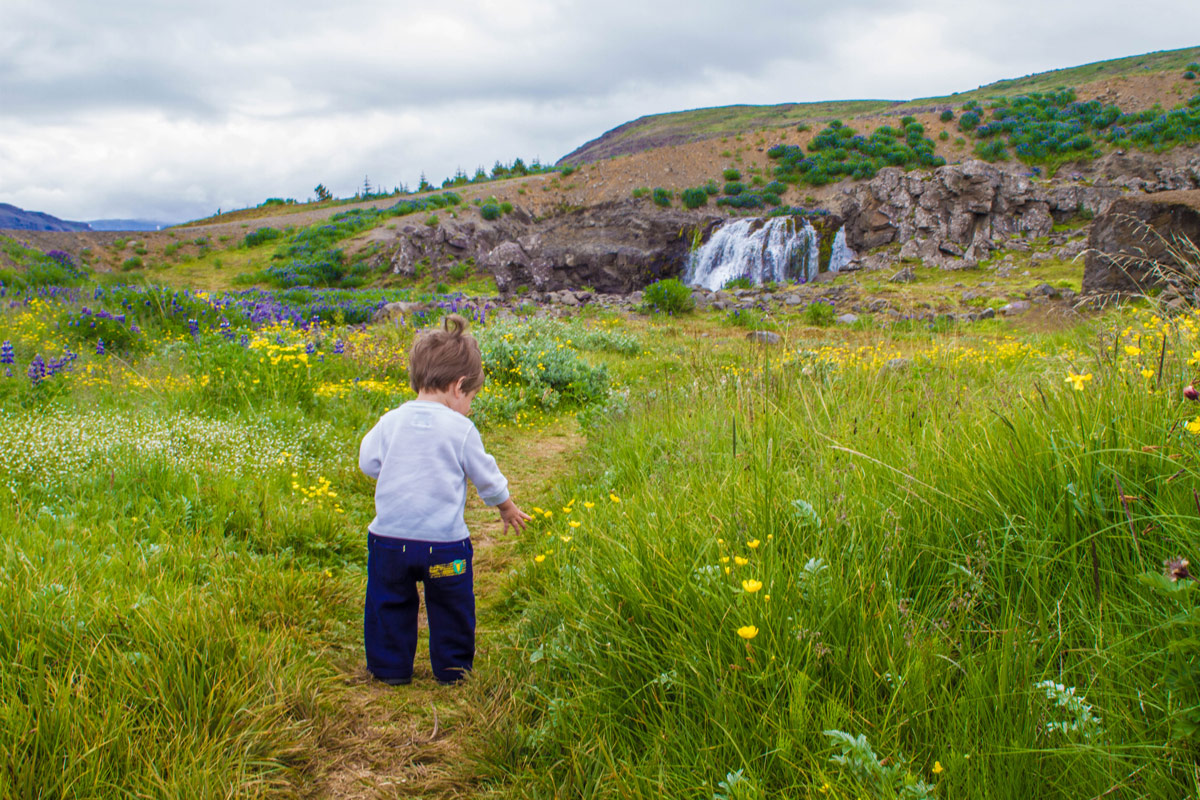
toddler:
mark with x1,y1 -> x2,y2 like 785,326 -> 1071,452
359,314 -> 530,685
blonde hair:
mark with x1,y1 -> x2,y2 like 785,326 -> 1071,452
408,314 -> 484,394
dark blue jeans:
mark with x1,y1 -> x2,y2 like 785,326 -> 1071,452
364,534 -> 475,683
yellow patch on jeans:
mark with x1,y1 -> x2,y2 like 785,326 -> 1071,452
429,559 -> 467,579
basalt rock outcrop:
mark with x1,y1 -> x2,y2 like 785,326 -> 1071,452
367,200 -> 722,295
1083,190 -> 1200,296
836,162 -> 1117,269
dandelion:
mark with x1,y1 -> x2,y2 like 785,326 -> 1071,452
1065,371 -> 1092,391
932,761 -> 944,774
742,579 -> 763,593
737,625 -> 759,640
734,556 -> 749,566
747,539 -> 760,549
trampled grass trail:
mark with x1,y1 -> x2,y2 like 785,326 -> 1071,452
303,415 -> 585,800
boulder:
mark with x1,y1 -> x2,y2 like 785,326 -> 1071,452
1083,190 -> 1200,295
746,331 -> 781,345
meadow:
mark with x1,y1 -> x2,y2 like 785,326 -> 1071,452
4,266 -> 1200,799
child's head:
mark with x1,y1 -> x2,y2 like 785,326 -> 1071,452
409,314 -> 484,395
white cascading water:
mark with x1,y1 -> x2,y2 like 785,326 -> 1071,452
829,226 -> 853,273
684,218 -> 852,291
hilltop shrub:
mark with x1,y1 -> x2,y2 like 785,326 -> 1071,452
940,109 -> 954,122
724,182 -> 746,196
642,278 -> 694,314
722,168 -> 741,181
652,188 -> 672,207
480,204 -> 502,221
958,111 -> 981,131
681,188 -> 709,209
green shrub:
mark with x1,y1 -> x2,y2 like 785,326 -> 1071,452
500,201 -> 514,214
939,130 -> 950,141
724,182 -> 746,196
803,299 -> 836,326
480,204 -> 502,221
726,307 -> 774,329
631,187 -> 649,199
642,278 -> 694,314
722,168 -> 741,181
722,276 -> 754,290
447,263 -> 470,281
681,188 -> 709,209
121,256 -> 144,271
1185,71 -> 1197,81
940,109 -> 954,122
652,188 -> 672,207
704,181 -> 720,196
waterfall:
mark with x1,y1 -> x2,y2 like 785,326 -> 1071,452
684,218 -> 852,291
829,227 -> 853,273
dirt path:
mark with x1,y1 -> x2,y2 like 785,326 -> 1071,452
304,415 -> 584,799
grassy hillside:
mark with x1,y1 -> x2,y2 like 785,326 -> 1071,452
561,45 -> 1200,164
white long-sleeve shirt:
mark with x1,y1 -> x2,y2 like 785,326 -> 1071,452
358,400 -> 510,541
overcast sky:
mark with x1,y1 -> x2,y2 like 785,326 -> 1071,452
3,0 -> 1198,223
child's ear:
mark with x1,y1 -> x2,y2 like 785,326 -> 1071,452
454,376 -> 467,395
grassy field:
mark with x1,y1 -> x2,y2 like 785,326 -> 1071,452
4,266 -> 1200,798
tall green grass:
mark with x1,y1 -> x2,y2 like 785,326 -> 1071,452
493,313 -> 1200,798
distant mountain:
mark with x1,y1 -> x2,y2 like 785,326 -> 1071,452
0,203 -> 91,232
88,219 -> 173,232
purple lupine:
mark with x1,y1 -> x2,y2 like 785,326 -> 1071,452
1,340 -> 13,366
187,318 -> 199,337
96,339 -> 106,356
332,339 -> 345,355
28,355 -> 45,384
305,341 -> 316,356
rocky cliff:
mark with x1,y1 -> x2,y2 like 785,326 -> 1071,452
365,147 -> 1200,294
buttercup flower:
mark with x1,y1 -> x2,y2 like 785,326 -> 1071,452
609,493 -> 621,503
747,539 -> 760,549
742,579 -> 763,593
734,556 -> 749,566
933,761 -> 944,774
737,625 -> 759,640
1065,372 -> 1093,391
1187,417 -> 1200,435
534,554 -> 546,563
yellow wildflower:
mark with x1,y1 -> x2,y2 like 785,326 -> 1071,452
1125,345 -> 1142,356
583,501 -> 595,509
534,554 -> 546,563
734,556 -> 749,566
609,493 -> 621,503
1187,417 -> 1200,435
932,761 -> 944,774
742,579 -> 763,593
747,539 -> 760,549
737,625 -> 759,640
569,520 -> 581,528
1065,372 -> 1093,391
